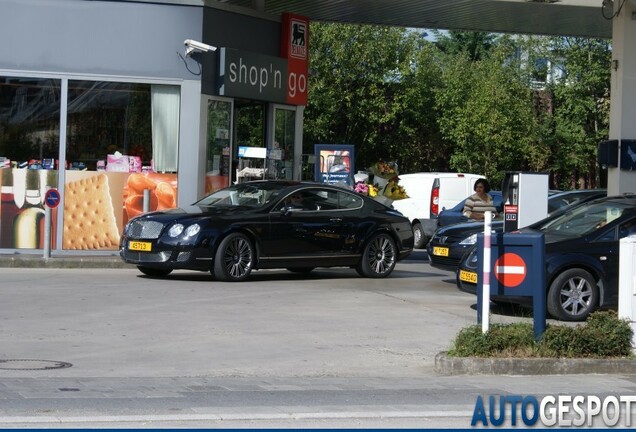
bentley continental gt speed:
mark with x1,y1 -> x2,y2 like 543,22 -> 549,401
120,181 -> 414,281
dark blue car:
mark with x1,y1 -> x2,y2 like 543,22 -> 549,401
428,189 -> 607,272
437,191 -> 504,227
456,194 -> 636,321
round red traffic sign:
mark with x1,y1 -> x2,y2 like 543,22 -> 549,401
494,252 -> 526,287
44,188 -> 61,209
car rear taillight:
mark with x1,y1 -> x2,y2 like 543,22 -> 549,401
431,184 -> 439,216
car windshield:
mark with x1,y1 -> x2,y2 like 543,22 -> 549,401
194,182 -> 289,208
536,199 -> 633,239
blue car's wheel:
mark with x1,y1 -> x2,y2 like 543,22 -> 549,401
413,222 -> 426,249
213,233 -> 254,282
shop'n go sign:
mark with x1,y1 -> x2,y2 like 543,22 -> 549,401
280,12 -> 309,106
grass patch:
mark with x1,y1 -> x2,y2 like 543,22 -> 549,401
447,310 -> 634,359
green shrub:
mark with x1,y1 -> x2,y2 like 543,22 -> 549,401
448,310 -> 634,358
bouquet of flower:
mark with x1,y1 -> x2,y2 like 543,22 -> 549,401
354,181 -> 379,197
383,179 -> 409,200
370,161 -> 398,179
354,181 -> 369,195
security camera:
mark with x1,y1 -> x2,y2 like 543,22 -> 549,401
184,39 -> 217,57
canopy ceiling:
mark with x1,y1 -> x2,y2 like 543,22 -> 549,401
215,0 -> 612,39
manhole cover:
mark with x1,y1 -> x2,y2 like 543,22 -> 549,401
0,360 -> 73,370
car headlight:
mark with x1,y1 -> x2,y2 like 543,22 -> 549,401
459,233 -> 478,245
168,224 -> 184,237
184,224 -> 201,238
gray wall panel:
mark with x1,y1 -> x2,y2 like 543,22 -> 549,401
0,0 -> 203,80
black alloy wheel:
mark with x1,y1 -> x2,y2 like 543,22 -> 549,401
213,232 -> 254,282
356,233 -> 397,278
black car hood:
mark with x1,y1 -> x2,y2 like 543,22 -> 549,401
131,205 -> 261,224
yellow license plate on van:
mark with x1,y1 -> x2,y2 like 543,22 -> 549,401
129,241 -> 152,252
459,270 -> 477,283
433,246 -> 449,257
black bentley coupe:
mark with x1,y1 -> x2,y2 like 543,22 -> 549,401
120,180 -> 414,281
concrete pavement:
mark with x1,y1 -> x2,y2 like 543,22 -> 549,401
0,252 -> 635,427
0,250 -> 635,377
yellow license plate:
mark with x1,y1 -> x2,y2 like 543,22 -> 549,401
459,270 -> 478,283
433,246 -> 449,257
129,241 -> 152,252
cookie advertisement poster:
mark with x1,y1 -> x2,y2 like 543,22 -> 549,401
62,172 -> 177,250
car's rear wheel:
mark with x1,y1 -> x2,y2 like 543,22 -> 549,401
413,222 -> 426,249
213,232 -> 254,282
287,267 -> 315,274
547,268 -> 598,321
356,233 -> 397,278
137,266 -> 173,277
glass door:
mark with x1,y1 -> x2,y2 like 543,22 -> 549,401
205,97 -> 233,194
268,104 -> 297,180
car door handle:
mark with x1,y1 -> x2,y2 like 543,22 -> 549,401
330,217 -> 343,222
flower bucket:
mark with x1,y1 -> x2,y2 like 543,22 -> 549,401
375,176 -> 389,190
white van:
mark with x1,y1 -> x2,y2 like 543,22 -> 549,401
392,172 -> 483,248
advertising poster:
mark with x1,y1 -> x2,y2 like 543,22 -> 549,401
0,169 -> 157,251
314,144 -> 355,186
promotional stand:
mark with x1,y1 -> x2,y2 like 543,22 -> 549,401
314,144 -> 355,186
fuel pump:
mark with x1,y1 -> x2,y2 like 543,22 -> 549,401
501,172 -> 549,231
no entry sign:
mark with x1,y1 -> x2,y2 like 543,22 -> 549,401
494,252 -> 526,287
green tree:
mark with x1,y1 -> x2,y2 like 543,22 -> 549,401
546,37 -> 611,189
433,31 -> 498,62
305,23 -> 440,172
435,41 -> 536,186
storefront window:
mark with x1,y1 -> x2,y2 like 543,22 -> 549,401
205,99 -> 232,194
0,77 -> 61,169
64,81 -> 180,251
0,77 -> 61,249
0,77 -> 181,251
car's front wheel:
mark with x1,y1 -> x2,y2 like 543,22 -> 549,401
356,233 -> 397,278
413,222 -> 426,249
213,232 -> 254,282
137,266 -> 173,277
547,268 -> 598,321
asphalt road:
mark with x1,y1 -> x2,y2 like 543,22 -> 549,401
0,253 -> 635,428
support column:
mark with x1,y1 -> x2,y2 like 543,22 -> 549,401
608,1 -> 636,195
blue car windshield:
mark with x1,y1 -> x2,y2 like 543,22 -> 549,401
537,200 -> 632,239
194,183 -> 287,208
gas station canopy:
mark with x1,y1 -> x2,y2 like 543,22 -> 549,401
221,0 -> 612,39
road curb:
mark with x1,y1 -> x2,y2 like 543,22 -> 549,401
434,352 -> 636,375
0,255 -> 132,269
